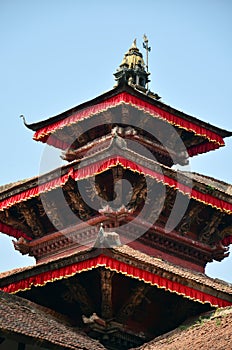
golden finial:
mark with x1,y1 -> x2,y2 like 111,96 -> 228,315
132,38 -> 137,48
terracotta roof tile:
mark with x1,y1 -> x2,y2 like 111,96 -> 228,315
133,307 -> 232,350
0,178 -> 34,194
0,265 -> 35,278
0,290 -> 106,350
113,246 -> 232,295
182,171 -> 232,195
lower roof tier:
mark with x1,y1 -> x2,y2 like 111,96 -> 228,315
134,306 -> 232,350
0,290 -> 105,350
0,246 -> 232,348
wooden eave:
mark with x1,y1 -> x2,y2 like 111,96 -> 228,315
0,143 -> 232,207
24,83 -> 232,139
0,143 -> 231,266
0,246 -> 232,305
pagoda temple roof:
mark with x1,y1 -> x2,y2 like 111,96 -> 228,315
0,139 -> 232,265
133,306 -> 232,350
25,83 -> 231,139
0,245 -> 232,307
0,139 -> 231,272
0,290 -> 105,350
1,166 -> 231,199
1,274 -> 231,350
0,142 -> 232,215
22,83 -> 232,159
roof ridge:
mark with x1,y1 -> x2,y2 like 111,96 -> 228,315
0,176 -> 37,194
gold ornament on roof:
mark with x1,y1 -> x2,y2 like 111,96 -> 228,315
132,38 -> 137,48
120,38 -> 145,69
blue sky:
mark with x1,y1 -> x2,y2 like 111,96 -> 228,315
0,0 -> 232,281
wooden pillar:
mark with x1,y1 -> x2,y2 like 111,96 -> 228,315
100,269 -> 114,319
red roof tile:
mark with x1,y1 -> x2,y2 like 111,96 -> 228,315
0,290 -> 106,349
133,307 -> 232,350
114,246 -> 232,295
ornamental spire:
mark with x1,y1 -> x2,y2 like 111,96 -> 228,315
114,38 -> 150,90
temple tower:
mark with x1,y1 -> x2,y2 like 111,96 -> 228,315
0,38 -> 232,350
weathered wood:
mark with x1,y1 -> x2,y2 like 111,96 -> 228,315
63,279 -> 94,316
39,198 -> 64,231
65,182 -> 92,220
117,284 -> 150,322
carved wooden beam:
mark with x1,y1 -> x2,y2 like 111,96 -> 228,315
13,237 -> 30,255
62,279 -> 94,316
38,198 -> 64,231
220,225 -> 232,238
158,186 -> 176,223
127,176 -> 147,211
64,182 -> 92,220
178,203 -> 201,235
200,211 -> 225,244
100,269 -> 115,320
18,202 -> 44,237
146,182 -> 165,223
0,210 -> 30,234
117,284 -> 150,323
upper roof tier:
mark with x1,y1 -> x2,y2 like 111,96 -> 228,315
23,83 -> 232,162
22,40 -> 231,164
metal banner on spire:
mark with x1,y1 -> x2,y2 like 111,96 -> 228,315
143,34 -> 151,73
143,34 -> 151,90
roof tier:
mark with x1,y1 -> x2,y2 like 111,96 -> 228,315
0,140 -> 232,271
24,84 -> 232,164
0,246 -> 232,348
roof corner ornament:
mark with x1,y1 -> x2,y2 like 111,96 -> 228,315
20,114 -> 29,127
143,34 -> 151,89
